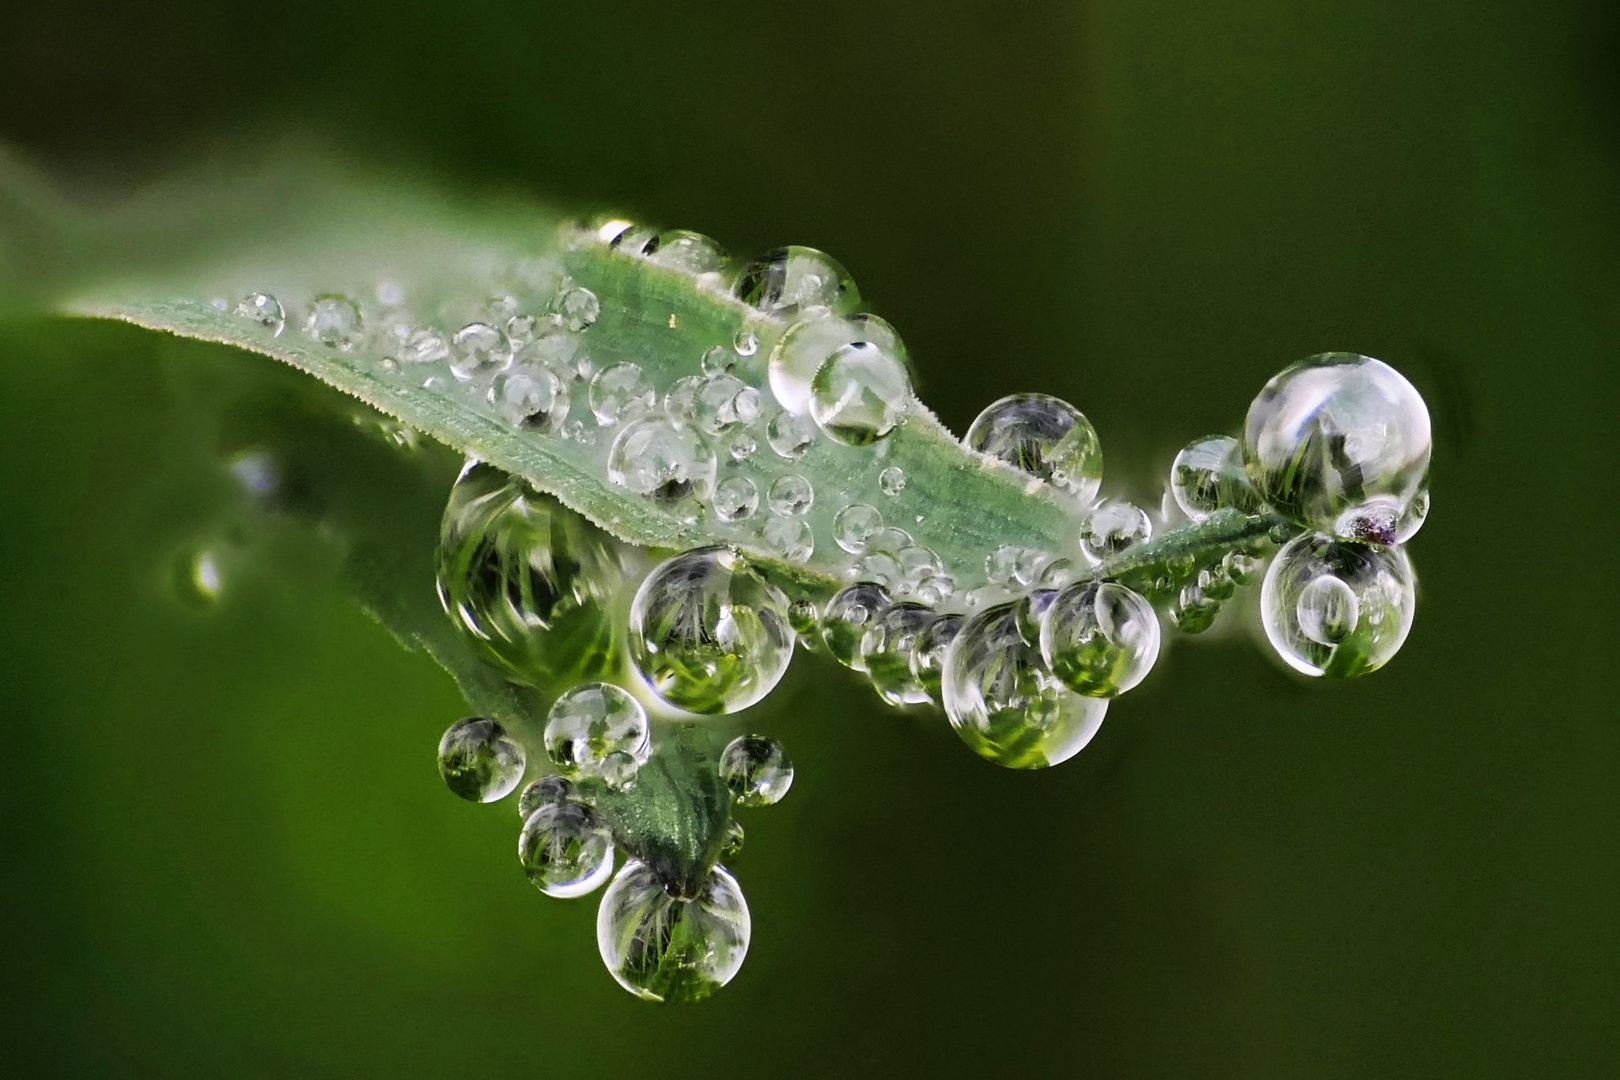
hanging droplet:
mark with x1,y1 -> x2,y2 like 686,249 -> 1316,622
719,735 -> 794,806
809,340 -> 912,445
1079,500 -> 1152,564
629,547 -> 794,714
643,229 -> 728,276
1261,532 -> 1416,676
965,393 -> 1103,503
544,683 -> 650,771
720,819 -> 745,860
1169,583 -> 1220,633
235,292 -> 285,336
517,774 -> 574,819
712,475 -> 760,522
1245,354 -> 1431,543
436,462 -> 627,688
765,411 -> 818,460
878,466 -> 906,496
821,582 -> 892,669
942,602 -> 1108,769
606,417 -> 718,503
1222,549 -> 1263,585
596,860 -> 750,1004
303,294 -> 364,351
449,322 -> 513,381
589,362 -> 656,425
1038,582 -> 1160,697
787,597 -> 820,638
437,717 -> 527,802
734,245 -> 859,317
910,612 -> 964,704
489,365 -> 569,431
767,474 -> 814,516
760,515 -> 814,563
558,286 -> 600,332
861,602 -> 935,706
833,503 -> 883,553
1170,435 -> 1265,521
766,312 -> 902,415
519,801 -> 615,898
400,327 -> 450,366
1198,563 -> 1236,601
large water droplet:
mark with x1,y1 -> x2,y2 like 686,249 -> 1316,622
544,683 -> 650,771
1079,500 -> 1152,564
438,717 -> 526,802
719,734 -> 794,806
942,603 -> 1108,769
597,860 -> 750,1003
304,294 -> 364,351
235,292 -> 285,336
734,245 -> 859,317
1038,582 -> 1159,697
821,582 -> 892,669
590,362 -> 656,425
809,340 -> 911,445
1170,435 -> 1265,521
861,602 -> 935,706
606,417 -> 718,503
1245,354 -> 1431,543
520,801 -> 615,898
1261,532 -> 1416,676
767,312 -> 902,415
965,393 -> 1102,503
629,548 -> 794,713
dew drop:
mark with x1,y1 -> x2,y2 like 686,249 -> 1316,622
760,515 -> 814,563
720,734 -> 794,806
303,294 -> 364,351
734,245 -> 859,317
833,503 -> 883,553
1170,434 -> 1264,521
861,602 -> 935,706
1261,532 -> 1415,676
848,551 -> 901,588
808,341 -> 912,445
1169,584 -> 1220,633
438,717 -> 526,802
766,312 -> 903,415
767,474 -> 814,516
489,365 -> 569,431
728,432 -> 758,462
1222,549 -> 1264,585
1038,582 -> 1160,697
559,286 -> 600,332
597,750 -> 641,792
821,582 -> 892,669
643,229 -> 728,276
712,475 -> 760,522
449,322 -> 513,381
1079,500 -> 1152,564
517,774 -> 575,819
720,819 -> 745,860
879,466 -> 906,496
765,411 -> 818,460
520,801 -> 615,898
664,374 -> 705,426
597,860 -> 750,1003
733,329 -> 759,357
606,418 -> 718,503
400,327 -> 450,366
965,393 -> 1103,503
589,362 -> 656,425
544,683 -> 650,772
909,612 -> 964,704
235,292 -> 285,336
701,345 -> 734,377
695,373 -> 757,435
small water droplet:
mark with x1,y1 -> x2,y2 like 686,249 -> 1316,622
1039,582 -> 1160,697
544,683 -> 650,772
303,294 -> 364,351
701,345 -> 733,377
833,503 -> 883,553
558,287 -> 601,332
694,373 -> 756,435
765,411 -> 818,460
1169,584 -> 1220,633
821,582 -> 892,668
760,515 -> 814,562
234,292 -> 285,336
712,475 -> 760,522
720,819 -> 745,860
1170,435 -> 1264,521
520,800 -> 615,898
449,322 -> 513,382
861,602 -> 935,706
733,329 -> 759,357
879,466 -> 906,496
720,735 -> 794,806
399,327 -> 450,365
810,340 -> 911,445
517,774 -> 574,819
728,432 -> 758,462
909,612 -> 963,703
590,362 -> 656,425
438,717 -> 526,802
643,229 -> 728,276
767,474 -> 814,516
766,312 -> 903,416
489,365 -> 569,431
734,246 -> 859,317
1079,500 -> 1152,564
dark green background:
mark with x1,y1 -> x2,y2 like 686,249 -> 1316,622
2,1 -> 1616,1076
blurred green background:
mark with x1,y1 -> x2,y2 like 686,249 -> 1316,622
2,1 -> 1616,1076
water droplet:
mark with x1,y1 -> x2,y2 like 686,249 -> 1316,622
607,417 -> 718,503
1038,582 -> 1160,697
1198,563 -> 1236,601
833,503 -> 883,553
878,466 -> 906,496
598,750 -> 640,791
848,551 -> 901,587
1170,434 -> 1264,521
544,683 -> 650,771
438,717 -> 526,802
910,612 -> 963,703
895,545 -> 941,582
517,774 -> 574,819
734,245 -> 859,317
695,373 -> 757,435
821,582 -> 892,669
728,432 -> 758,462
808,340 -> 912,445
712,475 -> 759,522
701,345 -> 733,377
597,860 -> 750,1003
964,393 -> 1102,503
1261,532 -> 1416,676
1245,354 -> 1430,542
1223,549 -> 1263,585
913,572 -> 956,606
520,801 -> 615,898
559,286 -> 600,332
436,463 -> 626,687
733,329 -> 759,357
235,292 -> 285,336
1169,584 -> 1220,633
1079,500 -> 1152,564
720,819 -> 745,860
986,545 -> 1041,587
766,312 -> 903,415
719,734 -> 794,807
629,548 -> 794,713
942,603 -> 1108,769
449,322 -> 513,381
760,515 -> 814,563
489,365 -> 569,431
664,374 -> 705,426
767,474 -> 814,516
765,411 -> 818,460
303,294 -> 364,351
400,327 -> 450,365
589,362 -> 656,425
643,229 -> 728,276
787,597 -> 819,637
861,602 -> 935,706
865,526 -> 913,554
506,313 -> 540,347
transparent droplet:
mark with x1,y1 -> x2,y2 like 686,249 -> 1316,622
544,683 -> 650,771
942,603 -> 1108,769
559,286 -> 600,332
965,393 -> 1103,503
720,819 -> 745,860
701,345 -> 733,377
913,572 -> 956,606
400,327 -> 450,366
1223,549 -> 1263,585
910,612 -> 964,704
767,474 -> 814,516
643,229 -> 728,276
878,466 -> 906,496
438,717 -> 526,802
833,503 -> 883,553
895,545 -> 941,582
489,365 -> 569,431
728,432 -> 757,462
1038,582 -> 1160,697
1261,532 -> 1416,676
986,544 -> 1038,587
436,462 -> 627,688
1198,563 -> 1236,601
787,597 -> 819,637
517,774 -> 574,819
733,329 -> 759,357
809,341 -> 911,445
1245,353 -> 1431,543
766,312 -> 902,415
1170,434 -> 1265,520
520,801 -> 615,898
505,313 -> 539,347
694,373 -> 757,435
1079,500 -> 1152,564
861,602 -> 935,706
448,322 -> 513,381
821,582 -> 892,669
664,374 -> 705,426
606,417 -> 718,503
303,294 -> 364,351
848,551 -> 901,588
760,515 -> 814,563
590,362 -> 656,425
597,860 -> 750,1003
712,475 -> 759,523
629,547 -> 794,713
734,245 -> 859,317
1169,584 -> 1220,633
720,734 -> 794,806
865,526 -> 913,554
235,292 -> 285,336
598,750 -> 641,791
765,411 -> 818,460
